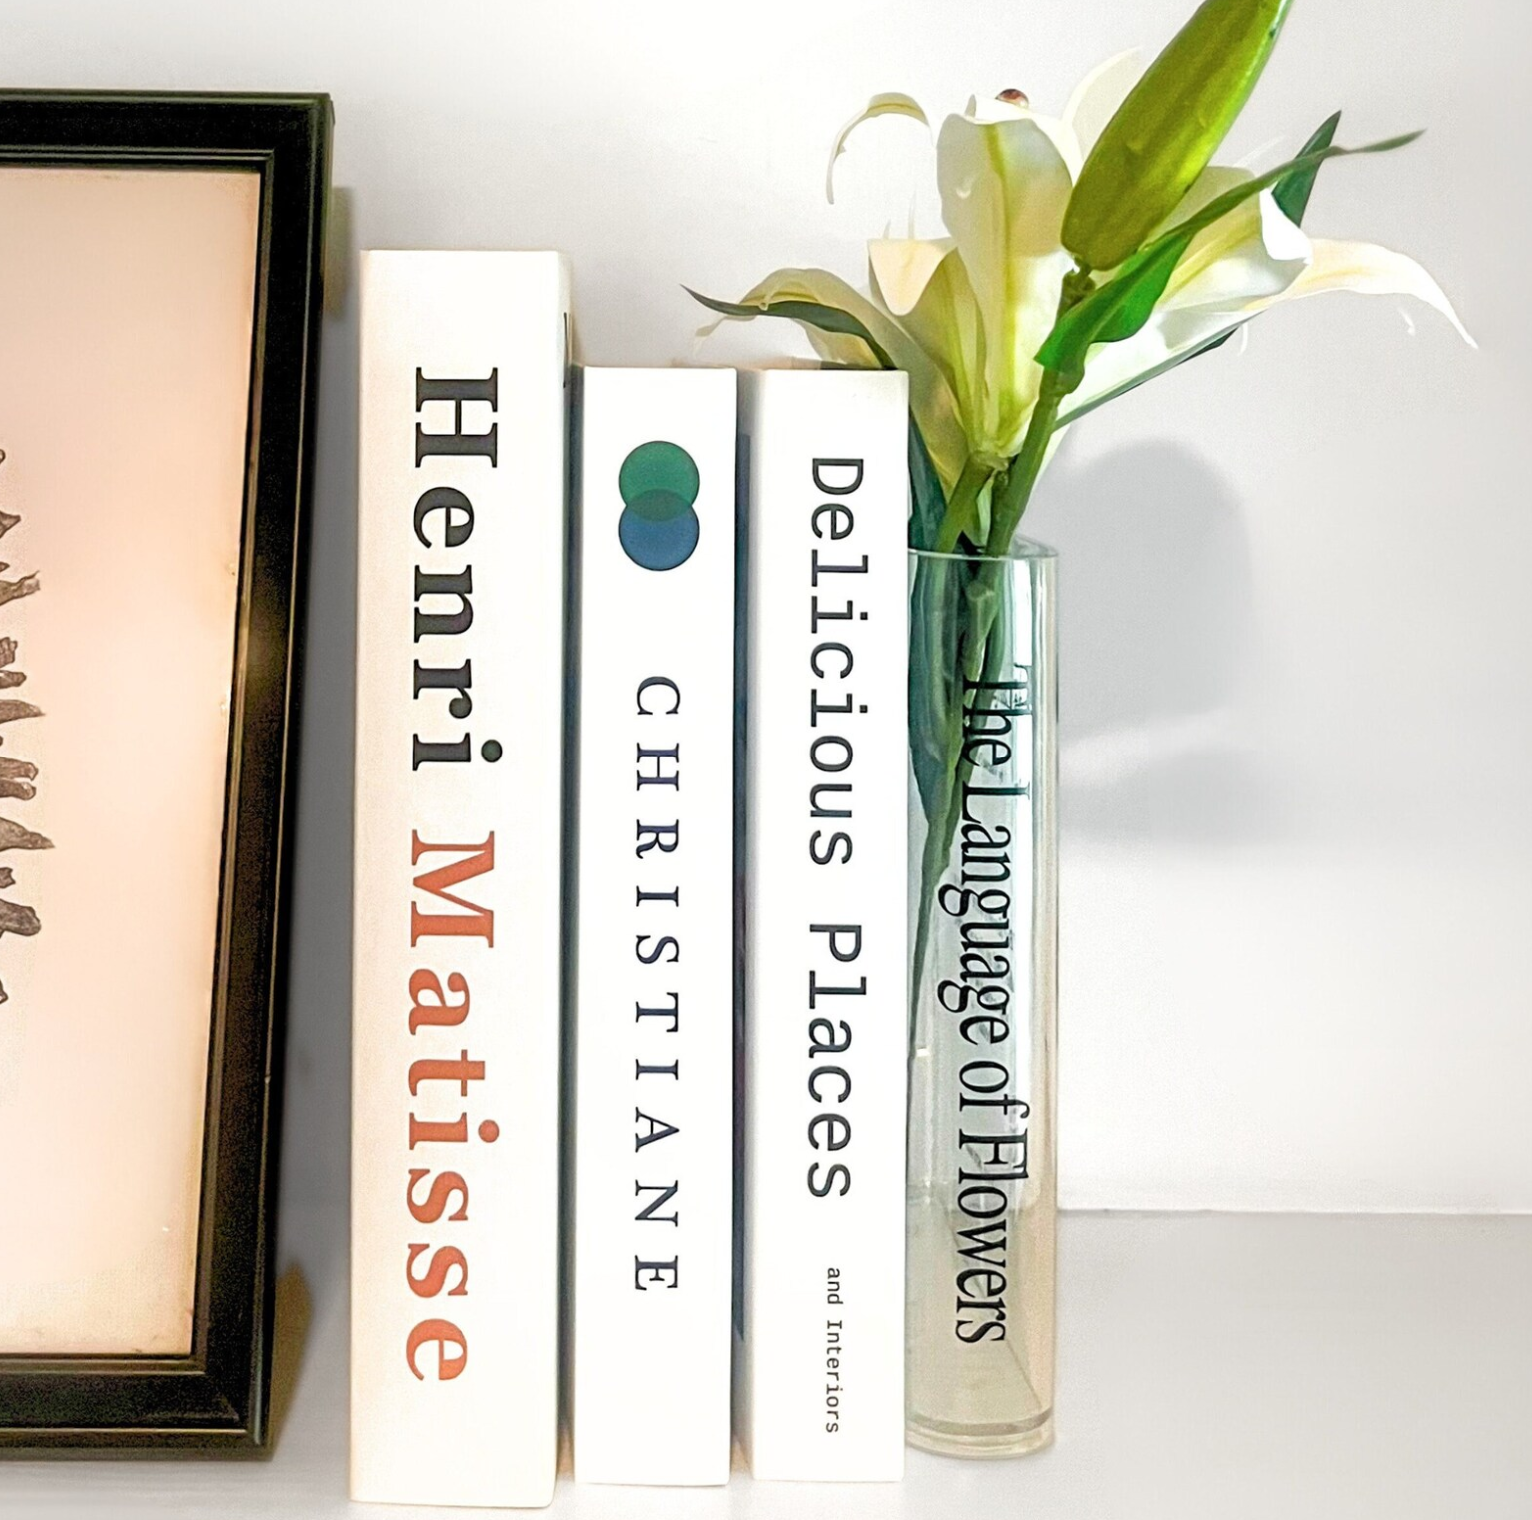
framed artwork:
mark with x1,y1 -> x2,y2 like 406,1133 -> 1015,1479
0,92 -> 330,1451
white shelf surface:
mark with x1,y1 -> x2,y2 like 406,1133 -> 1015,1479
4,1210 -> 1529,1518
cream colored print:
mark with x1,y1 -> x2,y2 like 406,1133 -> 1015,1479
0,165 -> 258,1356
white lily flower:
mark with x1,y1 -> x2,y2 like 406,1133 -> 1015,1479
699,56 -> 1470,501
1066,173 -> 1473,421
933,106 -> 1077,465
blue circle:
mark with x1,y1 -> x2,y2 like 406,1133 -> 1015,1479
619,507 -> 699,571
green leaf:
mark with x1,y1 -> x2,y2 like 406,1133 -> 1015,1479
908,420 -> 947,553
1051,111 -> 1352,428
1054,322 -> 1242,429
1063,0 -> 1293,273
685,287 -> 896,369
1273,110 -> 1341,225
907,553 -> 1018,1015
1052,236 -> 1195,385
907,553 -> 968,829
1038,129 -> 1421,384
907,550 -> 964,1005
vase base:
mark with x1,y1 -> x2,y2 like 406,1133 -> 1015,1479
905,1408 -> 1054,1460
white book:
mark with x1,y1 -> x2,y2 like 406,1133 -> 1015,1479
570,367 -> 737,1486
737,368 -> 910,1481
351,250 -> 570,1509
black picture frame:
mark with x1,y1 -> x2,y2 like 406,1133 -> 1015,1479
0,91 -> 330,1453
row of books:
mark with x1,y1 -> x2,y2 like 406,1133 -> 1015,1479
351,251 -> 910,1506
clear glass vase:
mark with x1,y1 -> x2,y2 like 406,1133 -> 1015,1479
905,541 -> 1058,1458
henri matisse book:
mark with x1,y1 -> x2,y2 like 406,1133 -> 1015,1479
569,366 -> 737,1485
351,250 -> 570,1508
735,368 -> 910,1481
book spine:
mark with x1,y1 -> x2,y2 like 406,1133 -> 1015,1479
737,368 -> 910,1481
351,250 -> 569,1509
570,367 -> 737,1486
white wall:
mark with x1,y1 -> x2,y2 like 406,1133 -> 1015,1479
8,0 -> 1527,1213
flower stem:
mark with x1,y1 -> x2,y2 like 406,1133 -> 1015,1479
933,457 -> 996,555
985,373 -> 1067,555
908,267 -> 1093,1042
984,267 -> 1094,557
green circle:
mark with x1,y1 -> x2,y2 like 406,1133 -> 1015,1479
619,441 -> 698,508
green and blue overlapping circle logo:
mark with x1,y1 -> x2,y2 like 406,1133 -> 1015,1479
618,440 -> 699,571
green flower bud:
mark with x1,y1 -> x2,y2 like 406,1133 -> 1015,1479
1063,0 -> 1292,272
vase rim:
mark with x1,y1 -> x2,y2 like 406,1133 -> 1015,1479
908,537 -> 1056,564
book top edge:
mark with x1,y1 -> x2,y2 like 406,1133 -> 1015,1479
578,363 -> 738,380
359,247 -> 569,265
739,365 -> 907,384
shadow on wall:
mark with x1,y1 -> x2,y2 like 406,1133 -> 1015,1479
277,186 -> 359,1273
1023,440 -> 1289,845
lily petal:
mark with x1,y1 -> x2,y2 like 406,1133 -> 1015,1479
939,111 -> 1074,260
1064,50 -> 1142,159
961,93 -> 1085,181
1275,238 -> 1475,345
867,236 -> 954,317
936,111 -> 1075,455
871,242 -> 986,451
826,92 -> 929,204
1066,227 -> 1473,424
1065,173 -> 1309,411
1163,183 -> 1312,312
